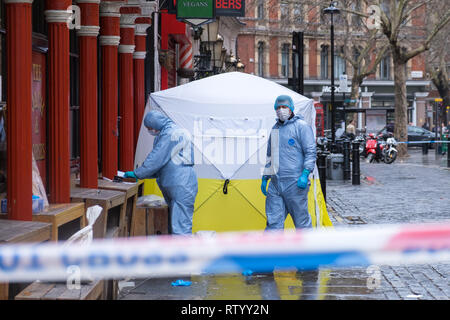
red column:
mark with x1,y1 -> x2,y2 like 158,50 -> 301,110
100,1 -> 123,180
45,0 -> 72,204
5,0 -> 33,220
119,6 -> 140,171
78,0 -> 100,189
133,17 -> 151,150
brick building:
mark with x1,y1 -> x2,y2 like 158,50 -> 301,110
237,0 -> 434,134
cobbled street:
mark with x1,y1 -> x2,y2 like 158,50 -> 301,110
119,148 -> 450,300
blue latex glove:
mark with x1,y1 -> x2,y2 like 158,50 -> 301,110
242,269 -> 253,276
171,279 -> 192,287
124,171 -> 137,179
260,175 -> 270,196
297,169 -> 310,189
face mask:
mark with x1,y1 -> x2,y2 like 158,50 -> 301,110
148,129 -> 160,136
276,108 -> 291,122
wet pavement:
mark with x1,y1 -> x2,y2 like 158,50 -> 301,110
119,148 -> 450,300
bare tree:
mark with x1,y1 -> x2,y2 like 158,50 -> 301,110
334,0 -> 390,108
425,4 -> 450,125
373,0 -> 450,157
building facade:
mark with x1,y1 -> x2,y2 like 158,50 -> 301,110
0,0 -> 202,220
237,0 -> 435,134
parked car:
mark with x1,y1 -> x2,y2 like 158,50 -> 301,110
377,124 -> 436,147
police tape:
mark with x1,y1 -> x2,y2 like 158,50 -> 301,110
395,140 -> 450,144
1,222 -> 450,282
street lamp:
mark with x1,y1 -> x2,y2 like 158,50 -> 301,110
225,53 -> 237,71
323,1 -> 340,147
236,59 -> 245,72
213,34 -> 224,72
194,20 -> 220,79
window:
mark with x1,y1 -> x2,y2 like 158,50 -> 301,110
352,1 -> 361,26
0,1 -> 5,193
334,47 -> 346,79
353,47 -> 361,66
281,43 -> 290,78
69,29 -> 80,162
293,3 -> 302,24
379,55 -> 390,80
258,41 -> 265,77
320,45 -> 329,79
280,2 -> 289,21
257,0 -> 264,19
380,0 -> 390,19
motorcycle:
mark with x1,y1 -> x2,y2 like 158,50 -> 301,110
363,133 -> 383,163
382,134 -> 398,164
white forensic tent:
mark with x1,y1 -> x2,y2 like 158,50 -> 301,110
135,72 -> 332,232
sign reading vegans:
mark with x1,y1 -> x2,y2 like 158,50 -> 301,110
176,0 -> 215,19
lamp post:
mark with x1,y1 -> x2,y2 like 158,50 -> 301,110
236,59 -> 245,72
324,2 -> 340,148
213,34 -> 224,73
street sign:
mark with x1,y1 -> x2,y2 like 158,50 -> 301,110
177,0 -> 215,20
435,98 -> 443,102
339,74 -> 347,89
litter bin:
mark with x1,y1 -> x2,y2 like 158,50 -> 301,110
327,153 -> 344,180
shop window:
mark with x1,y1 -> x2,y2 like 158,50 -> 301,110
0,1 -> 5,193
32,0 -> 47,35
281,43 -> 290,78
69,29 -> 80,170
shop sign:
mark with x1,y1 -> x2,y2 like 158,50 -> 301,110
216,0 -> 245,16
177,0 -> 215,19
168,0 -> 245,17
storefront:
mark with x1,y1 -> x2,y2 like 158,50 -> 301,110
0,0 -> 158,220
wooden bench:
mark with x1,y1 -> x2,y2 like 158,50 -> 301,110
15,280 -> 104,300
76,179 -> 140,237
70,187 -> 126,239
131,204 -> 169,236
31,203 -> 86,241
0,220 -> 52,300
0,203 -> 86,242
70,187 -> 126,300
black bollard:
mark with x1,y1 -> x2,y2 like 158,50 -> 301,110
352,141 -> 360,185
343,139 -> 351,180
317,151 -> 328,201
422,142 -> 428,155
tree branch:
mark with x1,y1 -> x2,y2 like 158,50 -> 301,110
403,8 -> 450,60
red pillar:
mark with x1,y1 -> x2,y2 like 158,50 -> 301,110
100,1 -> 123,180
45,0 -> 72,204
133,17 -> 151,150
5,0 -> 33,220
78,0 -> 100,189
119,6 -> 140,171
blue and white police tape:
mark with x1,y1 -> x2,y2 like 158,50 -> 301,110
1,222 -> 450,282
395,140 -> 450,144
